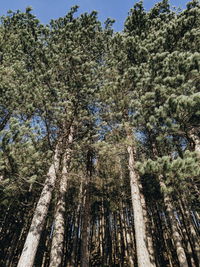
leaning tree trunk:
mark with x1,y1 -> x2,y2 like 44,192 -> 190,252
49,127 -> 73,267
17,141 -> 62,267
126,130 -> 151,267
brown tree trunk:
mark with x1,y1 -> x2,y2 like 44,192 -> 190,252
126,130 -> 151,267
99,201 -> 105,264
81,150 -> 92,267
139,183 -> 156,267
81,187 -> 90,267
179,198 -> 200,266
49,127 -> 73,267
151,140 -> 189,267
17,141 -> 61,267
160,181 -> 189,267
71,180 -> 83,266
124,207 -> 135,267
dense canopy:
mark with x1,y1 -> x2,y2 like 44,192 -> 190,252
0,1 -> 200,267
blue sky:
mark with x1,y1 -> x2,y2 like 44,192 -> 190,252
1,0 -> 189,31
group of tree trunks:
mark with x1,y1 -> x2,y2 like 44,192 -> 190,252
0,1 -> 200,266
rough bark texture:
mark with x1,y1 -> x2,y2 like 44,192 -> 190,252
17,143 -> 61,267
139,182 -> 156,267
49,128 -> 73,267
160,181 -> 189,267
127,142 -> 151,267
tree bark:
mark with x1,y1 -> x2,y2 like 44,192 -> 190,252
126,131 -> 151,267
99,201 -> 105,264
179,198 -> 200,266
81,150 -> 92,267
151,140 -> 189,267
71,180 -> 83,266
81,186 -> 90,267
17,141 -> 61,267
139,183 -> 156,267
49,127 -> 73,267
160,181 -> 189,267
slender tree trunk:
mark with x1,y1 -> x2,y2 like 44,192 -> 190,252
81,187 -> 90,267
189,128 -> 200,265
161,181 -> 189,267
105,207 -> 112,266
71,180 -> 83,266
179,199 -> 200,266
49,127 -> 73,267
126,130 -> 151,267
119,205 -> 127,264
139,183 -> 156,267
178,207 -> 196,267
151,140 -> 189,267
116,213 -> 122,266
99,202 -> 105,264
113,212 -> 119,265
81,150 -> 92,267
17,141 -> 61,267
49,157 -> 68,267
163,221 -> 175,267
5,227 -> 20,267
122,204 -> 135,267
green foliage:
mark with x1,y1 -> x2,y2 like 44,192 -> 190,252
0,3 -> 200,264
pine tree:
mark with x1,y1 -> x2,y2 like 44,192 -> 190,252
0,2 -> 200,267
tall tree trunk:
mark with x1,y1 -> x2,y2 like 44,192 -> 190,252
17,141 -> 61,267
119,205 -> 127,265
179,198 -> 200,266
160,181 -> 189,267
139,183 -> 156,267
71,180 -> 83,266
99,201 -> 105,264
126,130 -> 151,267
124,206 -> 135,267
81,186 -> 90,267
151,140 -> 189,267
113,212 -> 119,265
81,150 -> 92,267
177,206 -> 196,267
49,127 -> 73,267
